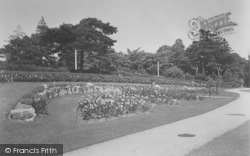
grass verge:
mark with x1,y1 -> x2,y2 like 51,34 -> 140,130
186,121 -> 250,156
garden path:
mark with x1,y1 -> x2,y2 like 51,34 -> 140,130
64,88 -> 250,156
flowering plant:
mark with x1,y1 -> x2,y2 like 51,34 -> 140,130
77,85 -> 209,120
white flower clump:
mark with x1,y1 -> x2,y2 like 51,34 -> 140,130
86,83 -> 94,87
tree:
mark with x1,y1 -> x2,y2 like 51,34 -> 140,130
157,39 -> 192,75
4,36 -> 42,66
42,18 -> 117,71
127,48 -> 148,74
156,45 -> 172,54
171,39 -> 185,52
31,17 -> 57,67
9,25 -> 26,40
186,29 -> 232,75
36,16 -> 48,34
168,39 -> 186,68
109,51 -> 131,73
3,24 -> 46,66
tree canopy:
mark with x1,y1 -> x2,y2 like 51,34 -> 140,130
41,18 -> 117,72
1,18 -> 249,85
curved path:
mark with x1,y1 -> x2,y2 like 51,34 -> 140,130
64,88 -> 250,156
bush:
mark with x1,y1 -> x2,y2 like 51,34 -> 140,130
184,73 -> 194,80
220,81 -> 241,88
222,71 -> 235,82
206,77 -> 216,87
195,74 -> 209,81
0,63 -> 68,72
162,66 -> 184,78
32,96 -> 48,115
111,70 -> 151,77
198,95 -> 205,100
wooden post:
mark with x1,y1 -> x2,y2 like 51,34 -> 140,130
75,49 -> 77,70
157,61 -> 159,77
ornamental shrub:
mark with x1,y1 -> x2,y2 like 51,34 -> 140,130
32,96 -> 48,115
162,66 -> 184,78
184,73 -> 193,80
195,74 -> 209,81
0,63 -> 68,72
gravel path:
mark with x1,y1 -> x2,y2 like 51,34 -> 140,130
64,88 -> 250,156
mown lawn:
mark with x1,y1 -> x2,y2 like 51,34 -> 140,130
0,82 -> 239,153
186,121 -> 249,156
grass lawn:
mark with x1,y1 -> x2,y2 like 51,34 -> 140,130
186,121 -> 250,156
0,82 -> 239,153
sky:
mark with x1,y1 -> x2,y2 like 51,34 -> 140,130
0,0 -> 249,58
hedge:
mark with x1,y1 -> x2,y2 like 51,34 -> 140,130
0,70 -> 206,87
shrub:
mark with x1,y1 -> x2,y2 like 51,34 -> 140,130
0,63 -> 69,72
198,96 -> 205,100
32,96 -> 48,115
206,77 -> 216,87
220,81 -> 241,88
195,74 -> 209,81
184,73 -> 194,80
223,71 -> 235,82
162,66 -> 184,78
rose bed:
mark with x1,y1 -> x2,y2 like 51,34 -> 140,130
9,83 -> 209,122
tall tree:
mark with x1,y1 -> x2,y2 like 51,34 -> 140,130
156,45 -> 172,54
9,25 -> 26,40
36,16 -> 48,34
168,39 -> 185,67
127,48 -> 147,73
109,51 -> 131,73
42,18 -> 117,71
4,36 -> 42,66
32,17 -> 60,67
186,29 -> 232,75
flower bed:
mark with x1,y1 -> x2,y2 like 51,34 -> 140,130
77,85 -> 209,120
0,70 -> 206,87
9,82 -> 211,122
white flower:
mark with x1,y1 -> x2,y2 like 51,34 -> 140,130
86,83 -> 94,87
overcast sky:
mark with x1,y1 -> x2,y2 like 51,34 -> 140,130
0,0 -> 249,58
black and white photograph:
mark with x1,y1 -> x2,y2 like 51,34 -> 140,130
0,0 -> 249,155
